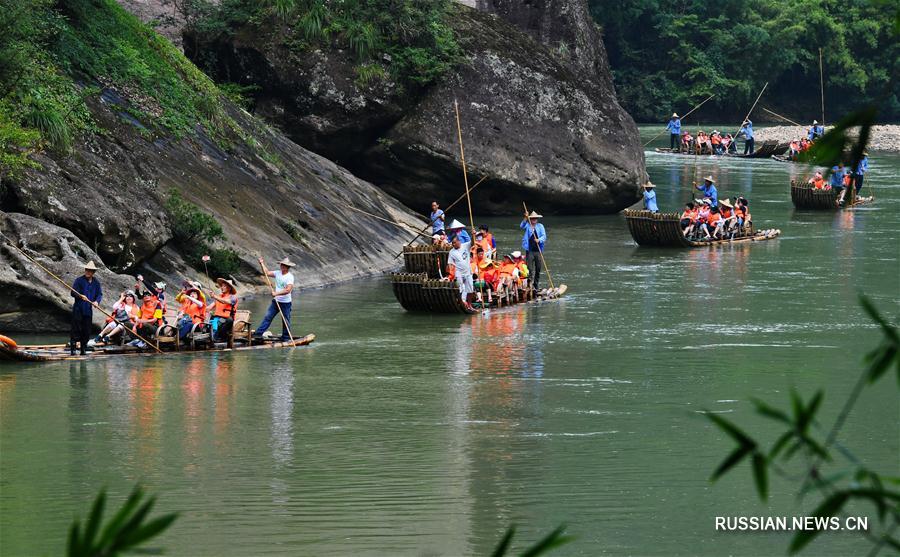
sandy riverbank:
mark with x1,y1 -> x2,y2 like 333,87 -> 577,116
755,124 -> 900,152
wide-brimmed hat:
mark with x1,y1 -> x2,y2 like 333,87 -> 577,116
83,260 -> 98,271
813,120 -> 818,124
511,250 -> 522,259
672,113 -> 679,118
704,175 -> 715,182
189,280 -> 203,291
278,257 -> 296,267
720,199 -> 733,208
527,211 -> 542,219
644,181 -> 655,189
216,277 -> 237,293
153,281 -> 166,291
124,290 -> 136,299
447,219 -> 466,230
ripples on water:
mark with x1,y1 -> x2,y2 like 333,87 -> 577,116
1,142 -> 898,556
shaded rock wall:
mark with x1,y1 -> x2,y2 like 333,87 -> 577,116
185,2 -> 645,215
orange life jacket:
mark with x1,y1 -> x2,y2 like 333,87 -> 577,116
734,206 -> 747,220
180,297 -> 205,324
681,210 -> 693,222
213,296 -> 237,320
139,296 -> 163,325
721,206 -> 733,218
813,177 -> 826,189
707,212 -> 721,225
842,173 -> 852,186
499,261 -> 517,278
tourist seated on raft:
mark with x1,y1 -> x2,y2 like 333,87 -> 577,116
175,284 -> 206,340
808,171 -> 827,190
680,202 -> 697,237
710,131 -> 723,155
681,131 -> 693,152
91,290 -> 139,345
134,275 -> 168,315
736,197 -> 752,230
478,224 -> 496,252
472,230 -> 495,260
208,278 -> 238,341
470,247 -> 497,305
128,290 -> 165,348
723,133 -> 736,153
498,253 -> 521,299
718,199 -> 740,237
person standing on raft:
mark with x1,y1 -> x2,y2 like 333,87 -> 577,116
666,113 -> 681,150
520,211 -> 547,291
70,260 -> 103,355
254,257 -> 295,341
447,233 -> 474,310
738,119 -> 755,154
643,182 -> 658,212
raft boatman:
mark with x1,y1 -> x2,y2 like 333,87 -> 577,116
643,181 -> 658,213
447,232 -> 474,310
70,260 -> 103,356
853,152 -> 869,194
696,176 -> 719,207
429,201 -> 445,236
666,113 -> 681,150
738,119 -> 754,154
520,211 -> 547,291
446,219 -> 470,244
254,257 -> 295,341
808,120 -> 825,140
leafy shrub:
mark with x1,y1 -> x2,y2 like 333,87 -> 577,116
0,104 -> 41,178
218,82 -> 259,109
165,189 -> 223,243
205,246 -> 241,276
355,63 -> 386,87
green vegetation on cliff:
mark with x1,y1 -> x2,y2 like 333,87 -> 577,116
589,0 -> 899,122
186,0 -> 461,89
0,0 -> 247,177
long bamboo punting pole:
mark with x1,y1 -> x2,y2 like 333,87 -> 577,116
522,202 -> 554,291
345,205 -> 431,238
819,48 -> 825,126
453,99 -> 487,310
453,99 -> 476,233
732,81 -> 768,141
762,107 -> 803,127
393,175 -> 488,258
1,235 -> 162,353
257,257 -> 295,345
643,94 -> 715,147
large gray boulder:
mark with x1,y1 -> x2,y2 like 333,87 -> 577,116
184,2 -> 645,215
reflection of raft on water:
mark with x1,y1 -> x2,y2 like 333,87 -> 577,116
391,245 -> 566,314
623,210 -> 781,248
790,180 -> 874,210
0,334 -> 316,363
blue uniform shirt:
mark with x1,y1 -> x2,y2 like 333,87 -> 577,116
643,189 -> 658,212
71,275 -> 103,317
808,125 -> 825,140
855,156 -> 868,175
697,183 -> 718,207
451,229 -> 471,244
739,122 -> 754,139
520,221 -> 546,252
830,167 -> 844,188
430,209 -> 445,233
666,118 -> 681,134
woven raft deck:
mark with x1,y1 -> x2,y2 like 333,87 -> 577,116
393,245 -> 566,314
623,210 -> 780,248
790,180 -> 874,210
0,334 -> 316,363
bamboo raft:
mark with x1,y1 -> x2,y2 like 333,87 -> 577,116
790,180 -> 873,210
0,334 -> 316,363
623,210 -> 781,247
392,244 -> 566,314
654,140 -> 787,159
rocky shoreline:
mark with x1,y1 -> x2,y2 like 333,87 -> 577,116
755,125 -> 900,153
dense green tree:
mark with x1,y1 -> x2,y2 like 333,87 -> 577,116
589,0 -> 899,123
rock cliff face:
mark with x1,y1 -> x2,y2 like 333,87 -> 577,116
184,2 -> 645,215
1,69 -> 421,333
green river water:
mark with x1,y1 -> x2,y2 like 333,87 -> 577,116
1,129 -> 898,556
